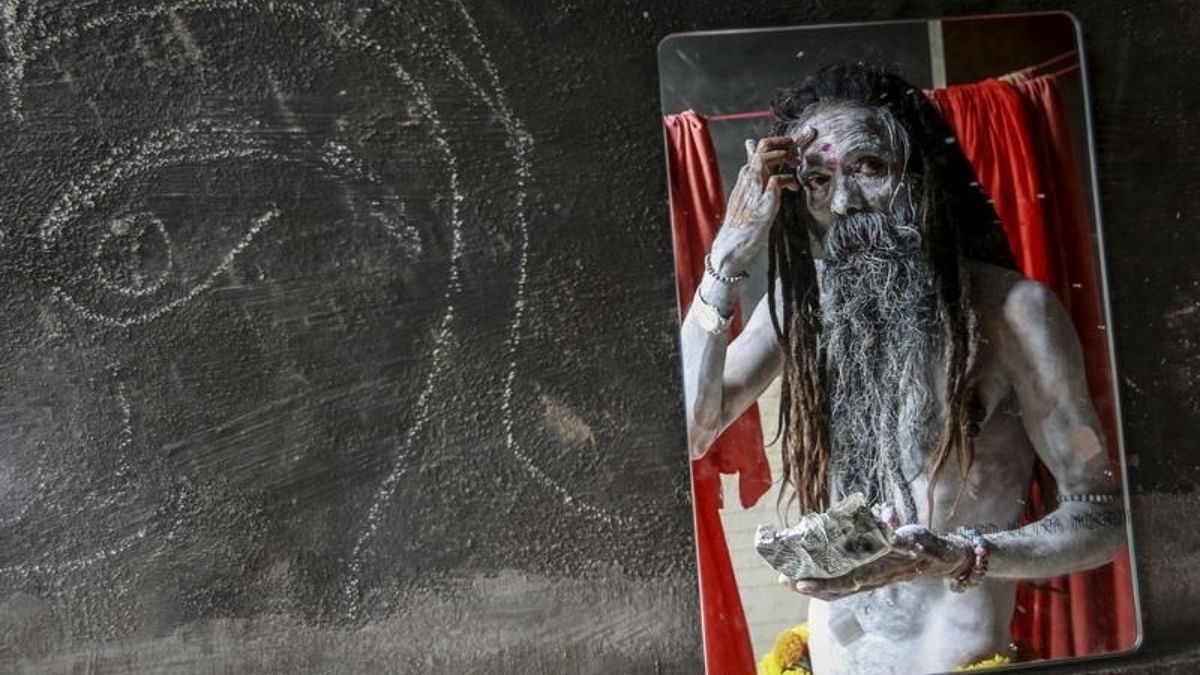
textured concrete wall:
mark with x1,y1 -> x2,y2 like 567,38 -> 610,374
0,1 -> 1197,673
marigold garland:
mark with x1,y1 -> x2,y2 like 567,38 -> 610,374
956,653 -> 1013,671
758,623 -> 1012,674
757,624 -> 812,675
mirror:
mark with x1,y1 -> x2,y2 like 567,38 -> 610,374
659,12 -> 1141,675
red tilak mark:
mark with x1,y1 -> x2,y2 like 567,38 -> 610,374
820,143 -> 832,152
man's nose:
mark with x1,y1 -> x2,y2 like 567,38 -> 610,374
830,177 -> 865,217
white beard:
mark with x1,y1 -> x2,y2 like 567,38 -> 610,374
819,211 -> 943,525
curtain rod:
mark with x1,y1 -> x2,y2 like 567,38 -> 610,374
702,49 -> 1079,123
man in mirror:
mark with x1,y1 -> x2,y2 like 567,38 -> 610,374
680,63 -> 1124,674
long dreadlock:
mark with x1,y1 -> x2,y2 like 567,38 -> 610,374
767,63 -> 1016,527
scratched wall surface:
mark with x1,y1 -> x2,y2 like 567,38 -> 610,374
0,1 -> 1198,674
0,1 -> 696,673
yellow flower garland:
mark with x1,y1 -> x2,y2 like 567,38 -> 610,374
759,623 -> 1011,674
956,654 -> 1013,671
758,624 -> 812,675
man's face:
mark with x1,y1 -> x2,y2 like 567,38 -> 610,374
791,105 -> 911,233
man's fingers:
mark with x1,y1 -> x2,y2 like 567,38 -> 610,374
791,576 -> 868,601
793,579 -> 822,595
783,575 -> 828,596
792,577 -> 850,593
750,148 -> 794,177
894,525 -> 937,548
766,174 -> 801,196
758,149 -> 791,164
746,137 -> 798,183
778,574 -> 813,595
756,136 -> 796,154
746,133 -> 808,174
765,174 -> 782,195
736,138 -> 800,215
777,174 -> 801,192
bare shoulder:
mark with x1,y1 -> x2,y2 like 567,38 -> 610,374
963,258 -> 1025,309
963,258 -> 1076,363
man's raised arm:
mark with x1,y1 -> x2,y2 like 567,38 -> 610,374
679,133 -> 809,458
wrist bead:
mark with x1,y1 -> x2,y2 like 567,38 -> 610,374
704,254 -> 749,286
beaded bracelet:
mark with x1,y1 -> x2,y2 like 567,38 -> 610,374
704,254 -> 749,286
1056,492 -> 1120,504
949,527 -> 989,594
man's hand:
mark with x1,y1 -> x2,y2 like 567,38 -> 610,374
778,525 -> 972,601
709,130 -> 814,277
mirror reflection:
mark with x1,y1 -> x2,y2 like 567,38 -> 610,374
659,13 -> 1140,675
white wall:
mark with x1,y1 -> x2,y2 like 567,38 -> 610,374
718,377 -> 811,660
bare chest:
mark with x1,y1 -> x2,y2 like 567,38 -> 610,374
904,335 -> 1038,531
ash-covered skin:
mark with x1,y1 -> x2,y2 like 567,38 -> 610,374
794,104 -> 917,239
680,100 -> 1125,674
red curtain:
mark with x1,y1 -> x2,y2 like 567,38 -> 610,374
929,75 -> 1138,660
664,111 -> 772,675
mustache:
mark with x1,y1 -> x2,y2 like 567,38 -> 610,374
823,211 -> 924,263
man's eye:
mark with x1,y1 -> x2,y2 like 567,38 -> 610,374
802,173 -> 830,188
857,157 -> 885,175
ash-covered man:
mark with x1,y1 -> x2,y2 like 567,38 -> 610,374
681,64 -> 1125,674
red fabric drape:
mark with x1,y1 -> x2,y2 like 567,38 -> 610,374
927,80 -> 1053,284
930,75 -> 1138,660
664,110 -> 770,675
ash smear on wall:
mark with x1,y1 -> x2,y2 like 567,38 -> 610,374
540,393 -> 597,446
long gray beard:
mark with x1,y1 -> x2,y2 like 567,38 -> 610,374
819,212 -> 943,525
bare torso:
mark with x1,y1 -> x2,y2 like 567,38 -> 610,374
682,117 -> 1124,675
805,259 -> 1035,673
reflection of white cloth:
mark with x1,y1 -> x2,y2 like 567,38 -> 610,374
755,493 -> 894,580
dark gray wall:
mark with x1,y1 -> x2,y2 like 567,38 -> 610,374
0,2 -> 695,672
0,1 -> 1197,674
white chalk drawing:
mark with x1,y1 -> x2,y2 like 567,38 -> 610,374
319,140 -> 422,258
39,121 -> 285,246
0,493 -> 32,529
264,65 -> 303,136
0,0 -> 36,122
93,212 -> 175,297
51,208 -> 281,329
39,121 -> 422,328
346,0 -> 633,620
0,479 -> 155,580
0,461 -> 38,529
165,7 -> 204,65
115,369 -> 134,457
0,531 -> 147,578
447,0 -> 632,528
0,367 -> 144,577
9,0 -> 634,608
8,1 -> 463,611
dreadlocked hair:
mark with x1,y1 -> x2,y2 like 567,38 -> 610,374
767,63 -> 1016,528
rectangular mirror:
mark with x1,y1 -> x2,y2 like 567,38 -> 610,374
659,12 -> 1141,675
